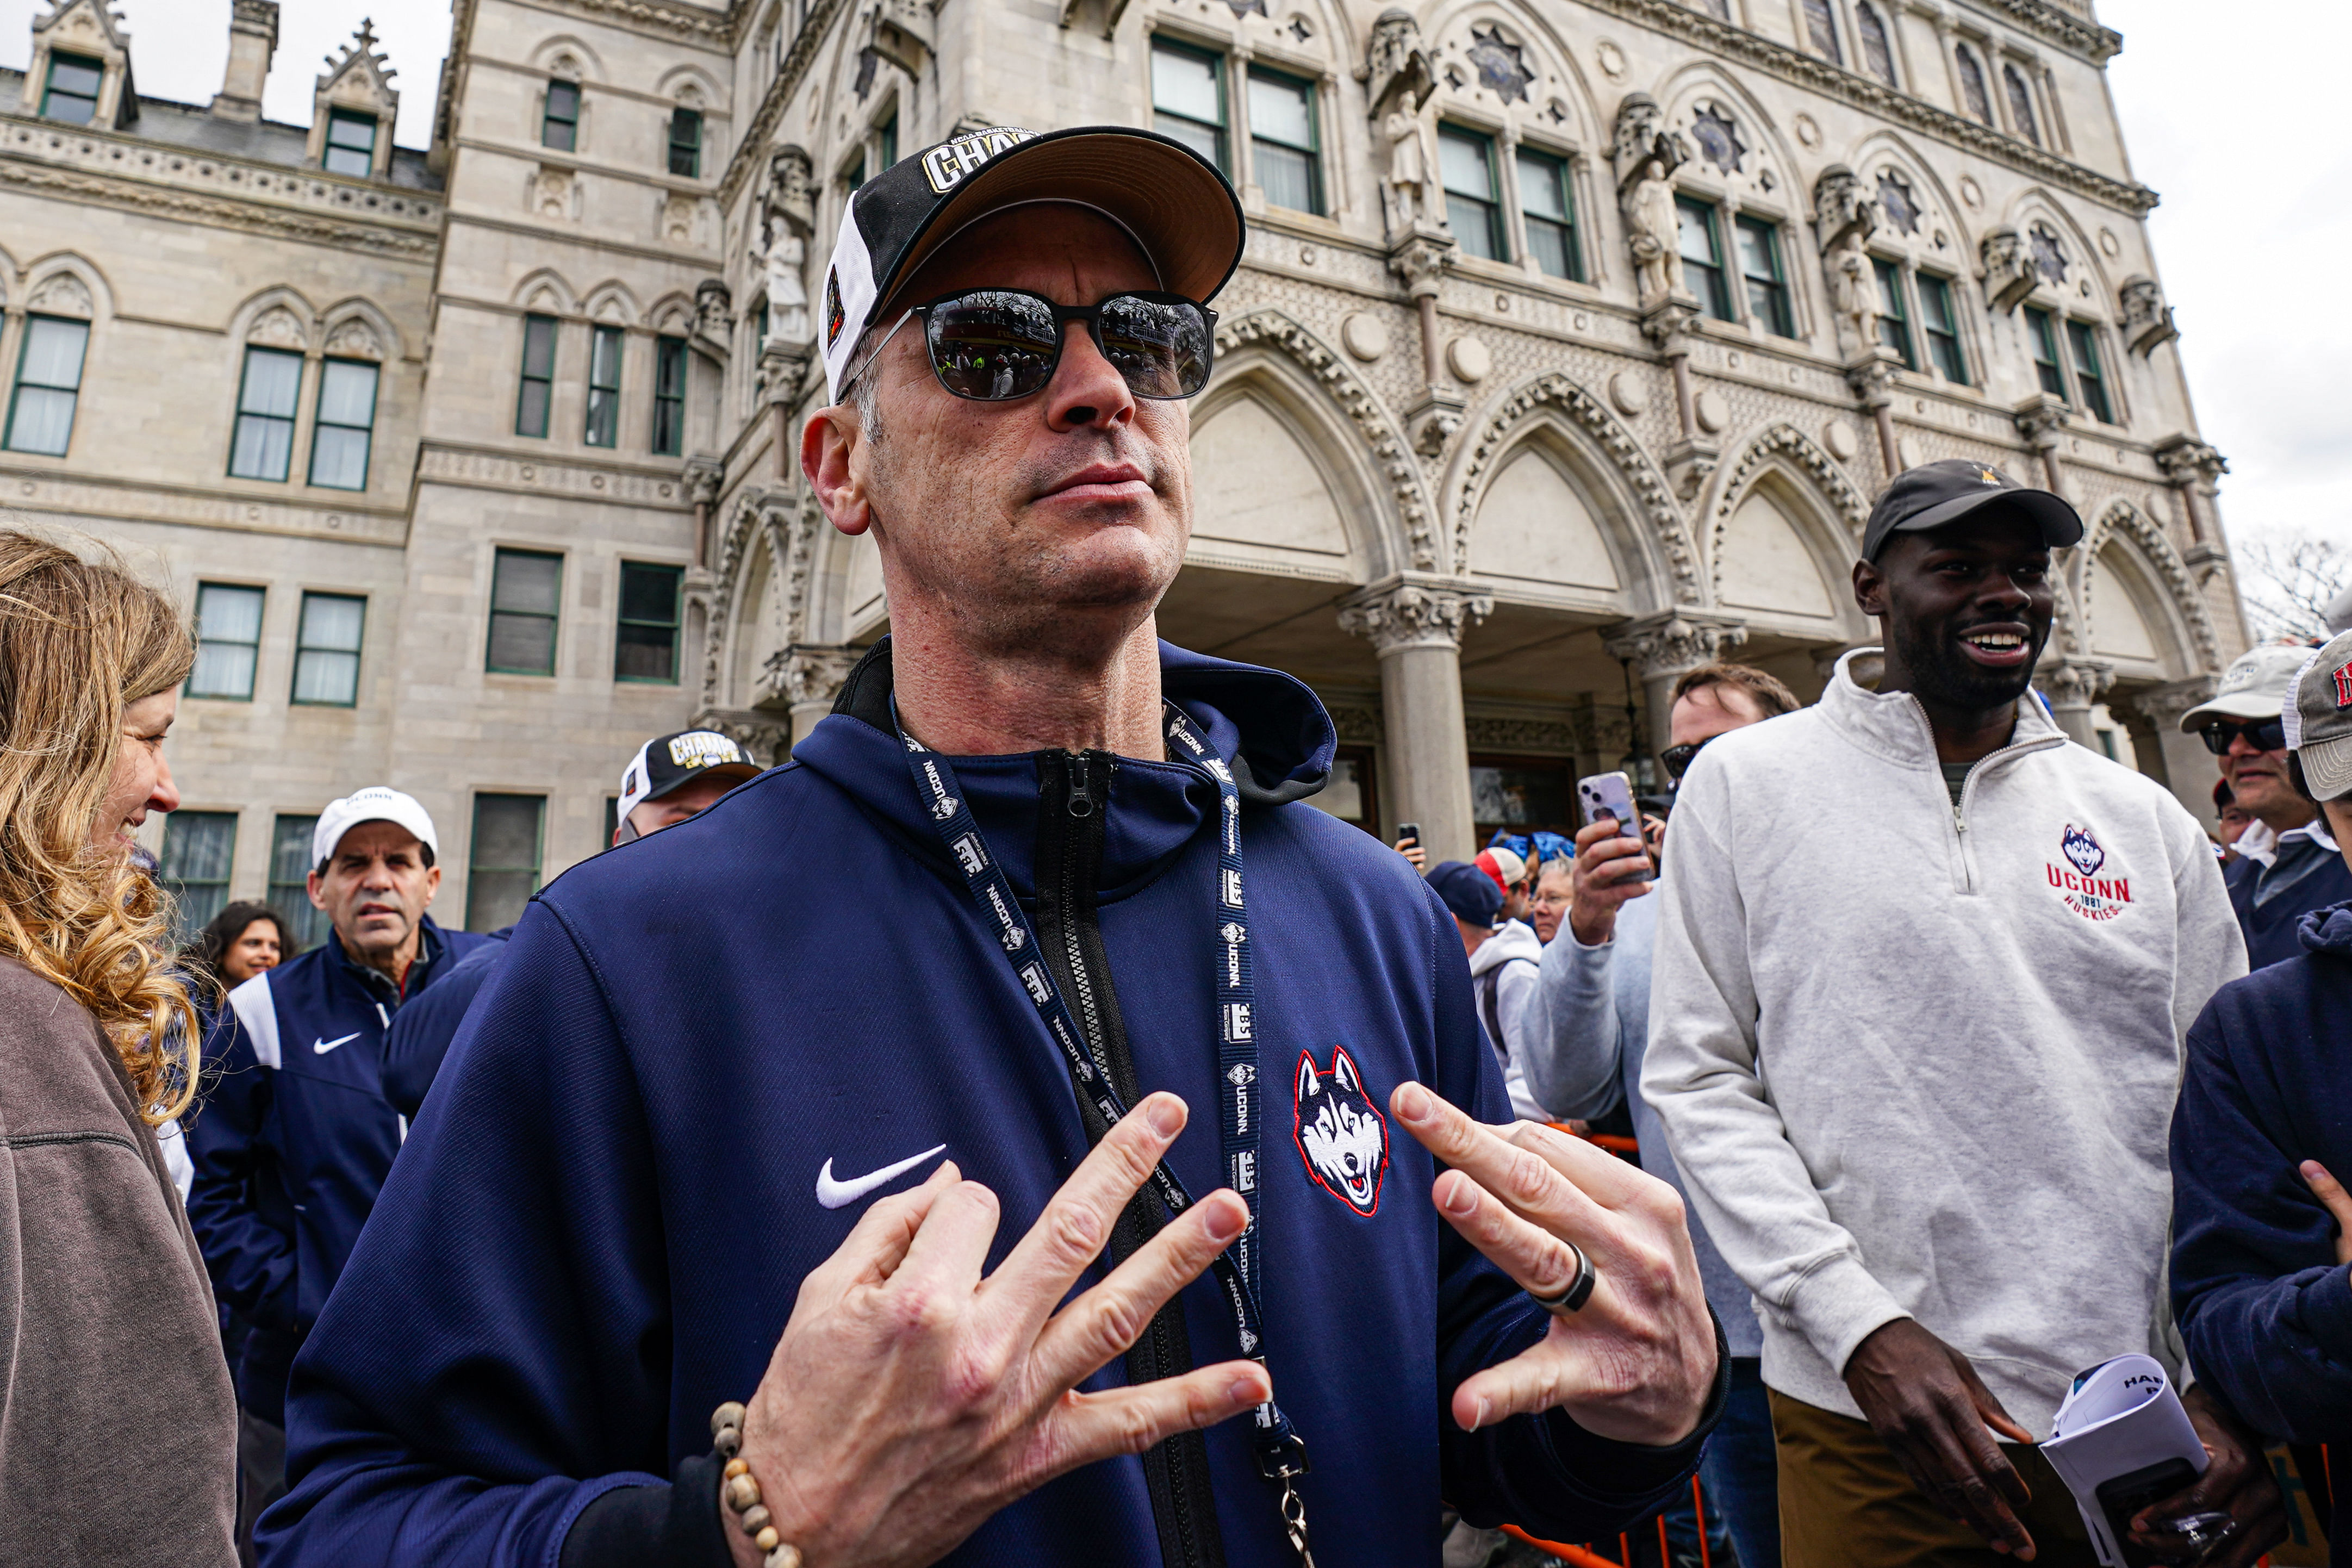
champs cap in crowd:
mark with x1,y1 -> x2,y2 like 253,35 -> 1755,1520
617,730 -> 762,823
1862,458 -> 2083,561
313,786 -> 438,868
819,123 -> 1246,402
2177,643 -> 2314,732
1427,861 -> 1503,928
2283,631 -> 2352,800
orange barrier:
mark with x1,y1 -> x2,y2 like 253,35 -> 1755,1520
1501,1475 -> 1714,1567
1546,1121 -> 1639,1157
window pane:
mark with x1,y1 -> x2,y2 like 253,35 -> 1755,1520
2068,322 -> 2111,421
590,327 -> 623,389
544,82 -> 579,151
614,623 -> 676,682
1676,200 -> 1719,267
1874,258 -> 1915,366
317,360 -> 378,427
293,649 -> 359,705
2003,66 -> 2040,147
492,551 -> 562,615
618,562 -> 681,624
586,327 -> 621,447
161,812 -> 238,944
300,593 -> 364,652
653,338 -> 686,457
1150,43 -> 1223,124
668,108 -> 702,178
328,112 -> 375,152
190,642 -> 257,700
268,814 -> 326,951
1803,0 -> 1843,63
229,417 -> 289,481
1516,151 -> 1569,222
1438,127 -> 1492,199
466,795 -> 544,931
1735,219 -> 1773,279
1469,765 -> 1572,832
522,315 -> 558,378
21,316 -> 89,388
515,380 -> 550,439
1958,49 -> 1992,125
487,613 -> 556,674
1248,72 -> 1314,148
308,426 -> 369,490
199,583 -> 267,647
45,56 -> 100,124
6,388 -> 74,455
1255,141 -> 1318,214
1919,275 -> 1967,383
1858,4 -> 1897,84
239,349 -> 303,418
1154,113 -> 1223,167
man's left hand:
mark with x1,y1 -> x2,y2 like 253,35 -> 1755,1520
1391,1082 -> 1718,1446
2125,1384 -> 2286,1567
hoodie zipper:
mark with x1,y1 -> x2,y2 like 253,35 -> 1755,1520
1036,750 -> 1223,1568
1895,693 -> 2056,895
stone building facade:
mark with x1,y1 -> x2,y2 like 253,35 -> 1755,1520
0,0 -> 2244,930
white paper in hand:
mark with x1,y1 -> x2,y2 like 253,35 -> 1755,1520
2040,1355 -> 2207,1567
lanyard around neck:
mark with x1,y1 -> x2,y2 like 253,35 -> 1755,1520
893,699 -> 1309,1488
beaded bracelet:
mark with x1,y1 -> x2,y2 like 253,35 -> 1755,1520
711,1402 -> 803,1568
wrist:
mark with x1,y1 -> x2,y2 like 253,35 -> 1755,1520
713,1403 -> 807,1568
1569,909 -> 1615,947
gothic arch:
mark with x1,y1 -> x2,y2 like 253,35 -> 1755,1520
1191,346 -> 1396,583
1999,188 -> 2119,319
226,285 -> 319,350
1414,0 -> 1606,148
1651,62 -> 1806,203
511,268 -> 578,316
1840,129 -> 1975,259
656,64 -> 723,106
649,290 -> 698,335
1212,310 -> 1439,574
702,484 -> 804,710
1448,370 -> 1697,603
527,34 -> 605,82
1699,425 -> 1874,636
318,296 -> 402,362
582,281 -> 643,326
21,253 -> 111,321
2078,497 -> 2220,675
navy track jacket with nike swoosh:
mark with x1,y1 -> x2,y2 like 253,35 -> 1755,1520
187,915 -> 490,1422
258,642 -> 1719,1568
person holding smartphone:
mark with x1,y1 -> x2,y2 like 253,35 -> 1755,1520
1643,460 -> 2282,1568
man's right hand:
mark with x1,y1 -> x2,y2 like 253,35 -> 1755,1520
1567,817 -> 1653,947
731,1093 -> 1267,1568
1844,1318 -> 2041,1559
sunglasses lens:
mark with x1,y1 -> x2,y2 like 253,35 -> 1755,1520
2202,720 -> 2286,754
925,291 -> 1059,400
1096,295 -> 1214,398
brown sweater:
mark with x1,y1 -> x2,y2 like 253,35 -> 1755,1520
0,955 -> 237,1565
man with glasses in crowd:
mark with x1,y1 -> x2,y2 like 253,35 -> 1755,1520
2180,644 -> 2352,969
260,126 -> 1722,1568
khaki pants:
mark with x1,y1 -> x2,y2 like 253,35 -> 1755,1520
1771,1389 -> 2099,1568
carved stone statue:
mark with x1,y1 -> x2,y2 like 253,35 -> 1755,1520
1366,8 -> 1433,122
1812,164 -> 1876,252
767,145 -> 815,239
1613,97 -> 1689,309
1981,226 -> 2036,313
1381,92 -> 1438,234
2119,275 -> 2178,354
764,223 -> 810,343
694,277 -> 733,342
1812,166 -> 1881,357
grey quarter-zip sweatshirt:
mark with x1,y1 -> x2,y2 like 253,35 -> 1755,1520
1641,649 -> 2246,1435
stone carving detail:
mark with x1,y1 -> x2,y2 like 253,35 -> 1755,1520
699,485 -> 794,708
2151,435 -> 2226,489
2123,674 -> 2217,730
694,278 -> 733,343
532,166 -> 577,221
866,0 -> 935,74
2081,499 -> 2223,673
1337,577 -> 1494,653
1464,714 -> 1579,753
1603,611 -> 1749,679
1706,424 -> 1871,599
1690,105 -> 1745,174
1875,170 -> 1920,234
687,710 -> 791,766
1326,704 -> 1385,743
762,642 -> 862,708
1365,8 -> 1434,122
2119,276 -> 2177,355
2029,223 -> 2068,285
1215,310 -> 1438,571
323,316 -> 383,358
248,304 -> 308,349
1465,23 -> 1533,103
1379,89 -> 1440,235
1980,227 -> 2037,313
1613,95 -> 1690,311
2038,656 -> 2114,710
1452,371 -> 1698,601
26,271 -> 94,318
1814,166 -> 1881,357
662,192 -> 699,246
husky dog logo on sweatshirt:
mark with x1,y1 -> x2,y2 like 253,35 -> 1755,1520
1293,1046 -> 1389,1216
2048,823 -> 2133,922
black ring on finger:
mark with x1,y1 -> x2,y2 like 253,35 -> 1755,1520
1526,1241 -> 1597,1315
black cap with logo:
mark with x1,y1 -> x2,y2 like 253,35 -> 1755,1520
616,730 -> 762,824
818,124 -> 1246,403
1862,458 -> 2084,561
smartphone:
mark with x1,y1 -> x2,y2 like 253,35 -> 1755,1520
1576,772 -> 1653,883
2093,1459 -> 2202,1567
1396,822 -> 1421,848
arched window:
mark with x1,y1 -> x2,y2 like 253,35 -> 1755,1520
1857,4 -> 1897,85
1803,0 -> 1844,64
2003,65 -> 2042,146
1692,0 -> 1731,19
1955,46 -> 1992,125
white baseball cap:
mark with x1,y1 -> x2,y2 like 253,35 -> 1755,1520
311,786 -> 439,868
2178,643 -> 2315,731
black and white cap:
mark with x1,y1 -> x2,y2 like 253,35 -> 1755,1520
616,730 -> 762,823
819,123 -> 1245,403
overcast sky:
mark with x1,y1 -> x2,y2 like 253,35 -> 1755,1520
0,0 -> 2332,551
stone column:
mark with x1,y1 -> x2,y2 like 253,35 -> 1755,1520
2124,675 -> 2222,827
2152,434 -> 2229,567
1603,610 -> 1749,757
2013,394 -> 2068,499
766,642 -> 863,750
2037,655 -> 2114,750
1337,575 -> 1492,862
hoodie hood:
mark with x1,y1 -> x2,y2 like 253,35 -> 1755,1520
791,636 -> 1336,899
1820,645 -> 2067,770
2299,898 -> 2352,959
1467,917 -> 1542,976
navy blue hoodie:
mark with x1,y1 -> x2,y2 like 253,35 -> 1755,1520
2172,897 -> 2352,1559
379,929 -> 509,1120
188,914 -> 490,1421
258,642 -> 1715,1568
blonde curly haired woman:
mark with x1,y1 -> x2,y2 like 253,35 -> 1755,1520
0,531 -> 236,1564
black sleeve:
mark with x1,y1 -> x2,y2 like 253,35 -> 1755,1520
558,1451 -> 732,1568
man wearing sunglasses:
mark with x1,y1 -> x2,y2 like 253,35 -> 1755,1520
262,126 -> 1721,1568
2179,644 -> 2352,969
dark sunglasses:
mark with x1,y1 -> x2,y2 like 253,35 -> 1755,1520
2200,717 -> 2287,755
1660,736 -> 1715,780
845,287 -> 1217,403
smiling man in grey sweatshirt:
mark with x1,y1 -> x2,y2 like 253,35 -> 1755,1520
1643,460 -> 2283,1568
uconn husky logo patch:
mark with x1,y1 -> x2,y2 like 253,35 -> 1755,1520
1292,1047 -> 1389,1216
2046,822 -> 2133,922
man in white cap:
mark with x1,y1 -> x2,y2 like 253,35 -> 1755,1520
186,787 -> 494,1558
2180,644 -> 2352,969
